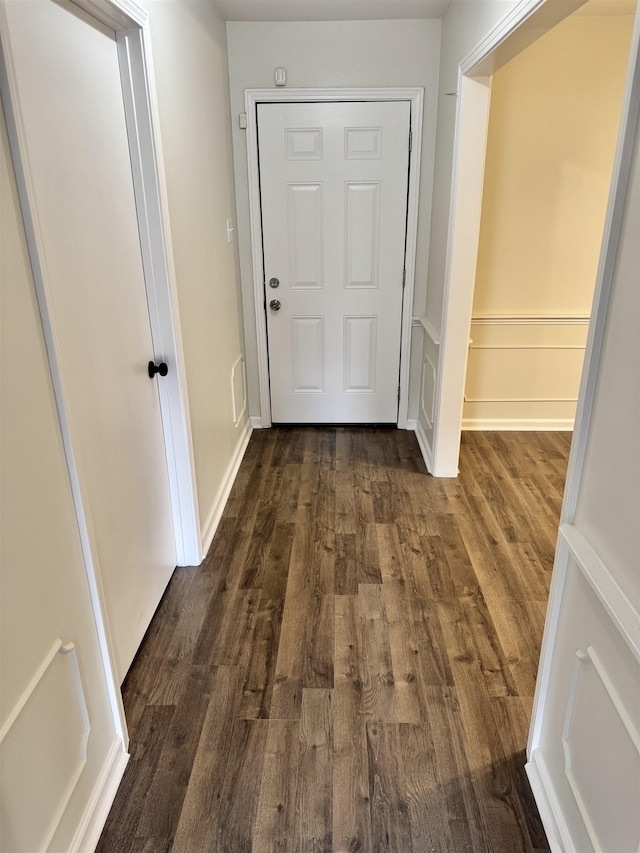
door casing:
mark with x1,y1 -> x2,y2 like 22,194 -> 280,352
244,87 -> 424,428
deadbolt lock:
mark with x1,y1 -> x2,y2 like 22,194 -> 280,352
269,277 -> 280,288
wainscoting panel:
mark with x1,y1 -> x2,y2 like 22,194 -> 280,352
526,527 -> 640,853
0,642 -> 90,852
463,315 -> 589,429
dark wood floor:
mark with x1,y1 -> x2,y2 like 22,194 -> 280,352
98,428 -> 571,853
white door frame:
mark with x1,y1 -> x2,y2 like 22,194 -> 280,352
0,0 -> 200,741
430,0 -> 590,476
245,87 -> 424,428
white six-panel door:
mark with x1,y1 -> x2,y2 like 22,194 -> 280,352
4,0 -> 177,682
258,101 -> 411,423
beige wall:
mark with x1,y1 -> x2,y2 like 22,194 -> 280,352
226,19 -> 441,422
144,2 -> 250,549
463,12 -> 633,428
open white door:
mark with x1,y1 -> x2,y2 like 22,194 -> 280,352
258,100 -> 411,423
3,0 -> 177,682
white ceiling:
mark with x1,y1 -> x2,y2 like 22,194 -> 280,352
211,0 -> 453,22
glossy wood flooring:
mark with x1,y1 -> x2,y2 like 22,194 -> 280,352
98,428 -> 571,853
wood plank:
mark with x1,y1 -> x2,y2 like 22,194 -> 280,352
366,722 -> 413,851
95,705 -> 175,852
240,597 -> 285,719
215,718 -> 270,850
171,666 -> 243,850
333,597 -> 372,852
359,584 -> 397,722
253,719 -> 300,851
134,665 -> 218,841
334,532 -> 358,595
293,689 -> 333,851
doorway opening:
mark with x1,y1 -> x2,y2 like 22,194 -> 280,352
430,0 -> 636,476
462,4 -> 635,434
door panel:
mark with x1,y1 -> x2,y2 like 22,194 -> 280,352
258,101 -> 410,423
4,0 -> 176,681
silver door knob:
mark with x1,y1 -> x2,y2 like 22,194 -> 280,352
269,277 -> 280,288
269,299 -> 281,311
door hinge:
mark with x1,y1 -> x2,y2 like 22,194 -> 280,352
409,129 -> 413,153
402,268 -> 406,289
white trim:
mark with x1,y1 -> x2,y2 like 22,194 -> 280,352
200,421 -> 253,559
250,415 -> 266,429
0,639 -> 65,743
561,645 -> 639,853
471,314 -> 590,325
416,315 -> 440,346
405,418 -> 417,430
431,72 -> 492,477
464,396 -> 577,403
461,418 -> 574,431
525,750 -> 572,853
230,353 -> 247,427
116,27 -> 201,567
469,346 -> 584,352
413,419 -> 433,473
69,739 -> 130,853
244,87 -> 424,430
66,0 -> 146,30
559,524 -> 640,662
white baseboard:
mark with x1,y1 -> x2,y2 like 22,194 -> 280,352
200,419 -> 253,559
250,415 -> 265,428
525,751 -> 571,853
70,738 -> 129,853
412,419 -> 433,473
404,418 -> 418,430
462,418 -> 574,431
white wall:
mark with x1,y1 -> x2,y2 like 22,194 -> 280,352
226,19 -> 441,422
527,85 -> 640,852
144,1 -> 251,554
1,98 -> 121,853
572,115 -> 639,609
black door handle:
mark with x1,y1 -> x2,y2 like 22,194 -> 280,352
148,360 -> 168,379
